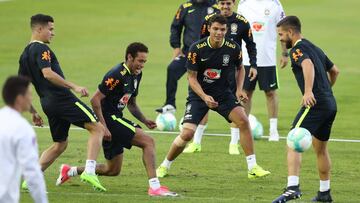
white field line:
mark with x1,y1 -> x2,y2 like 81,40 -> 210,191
33,125 -> 360,143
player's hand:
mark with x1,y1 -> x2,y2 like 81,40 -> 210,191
73,86 -> 89,97
32,113 -> 44,127
173,48 -> 185,59
103,126 -> 112,141
248,67 -> 257,81
280,55 -> 289,69
302,91 -> 316,107
203,95 -> 218,109
144,119 -> 157,129
236,90 -> 249,103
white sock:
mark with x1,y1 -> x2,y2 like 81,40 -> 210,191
320,180 -> 330,192
85,160 -> 96,175
246,154 -> 257,170
193,124 -> 206,145
68,167 -> 78,177
230,127 -> 239,144
149,177 -> 161,190
160,159 -> 173,169
270,118 -> 278,132
287,176 -> 299,187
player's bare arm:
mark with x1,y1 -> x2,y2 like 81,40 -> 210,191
280,42 -> 289,68
90,89 -> 111,140
301,59 -> 316,107
127,97 -> 156,129
41,67 -> 89,97
327,65 -> 340,87
187,70 -> 218,108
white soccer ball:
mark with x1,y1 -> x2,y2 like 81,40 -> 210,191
249,114 -> 263,140
178,117 -> 184,132
287,127 -> 312,152
156,113 -> 177,131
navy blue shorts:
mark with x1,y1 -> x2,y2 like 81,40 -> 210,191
41,96 -> 98,142
102,112 -> 141,160
183,93 -> 241,124
291,98 -> 337,141
243,66 -> 278,91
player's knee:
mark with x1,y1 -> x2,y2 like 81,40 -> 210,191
53,141 -> 68,153
265,90 -> 276,98
173,135 -> 189,147
106,168 -> 121,176
143,135 -> 155,149
89,122 -> 105,137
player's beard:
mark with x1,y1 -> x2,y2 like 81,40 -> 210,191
285,40 -> 292,49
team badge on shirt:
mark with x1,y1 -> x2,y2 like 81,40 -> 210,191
222,54 -> 230,66
231,23 -> 238,34
41,50 -> 51,62
207,7 -> 214,14
292,49 -> 303,62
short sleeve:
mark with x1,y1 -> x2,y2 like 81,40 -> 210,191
324,55 -> 334,71
98,69 -> 123,96
34,44 -> 52,69
234,43 -> 243,69
185,44 -> 200,71
290,47 -> 310,67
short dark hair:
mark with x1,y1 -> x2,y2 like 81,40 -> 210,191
31,14 -> 54,29
276,16 -> 302,33
217,0 -> 236,3
2,76 -> 31,106
125,42 -> 149,61
208,14 -> 228,27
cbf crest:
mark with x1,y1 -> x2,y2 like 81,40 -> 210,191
231,23 -> 238,34
222,55 -> 230,66
207,7 -> 214,14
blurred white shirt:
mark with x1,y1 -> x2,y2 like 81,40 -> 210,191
238,0 -> 285,66
0,106 -> 47,203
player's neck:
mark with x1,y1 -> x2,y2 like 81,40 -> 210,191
292,34 -> 303,47
208,37 -> 224,48
30,35 -> 45,44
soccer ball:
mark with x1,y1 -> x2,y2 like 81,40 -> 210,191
287,127 -> 312,152
156,113 -> 177,131
249,114 -> 263,140
178,117 -> 184,132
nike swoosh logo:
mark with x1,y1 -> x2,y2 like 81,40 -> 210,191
270,83 -> 276,87
201,58 -> 209,62
188,9 -> 195,13
124,83 -> 129,86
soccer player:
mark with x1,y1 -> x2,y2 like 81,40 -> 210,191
18,14 -> 106,191
156,14 -> 270,179
238,0 -> 288,141
155,0 -> 218,114
183,0 -> 257,155
56,43 -> 178,197
272,16 -> 339,203
0,76 -> 48,203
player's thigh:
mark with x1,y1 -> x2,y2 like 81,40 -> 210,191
215,93 -> 243,124
103,114 -> 139,159
47,115 -> 71,142
292,107 -> 335,141
243,65 -> 257,91
182,100 -> 209,126
131,128 -> 154,149
258,66 -> 278,91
